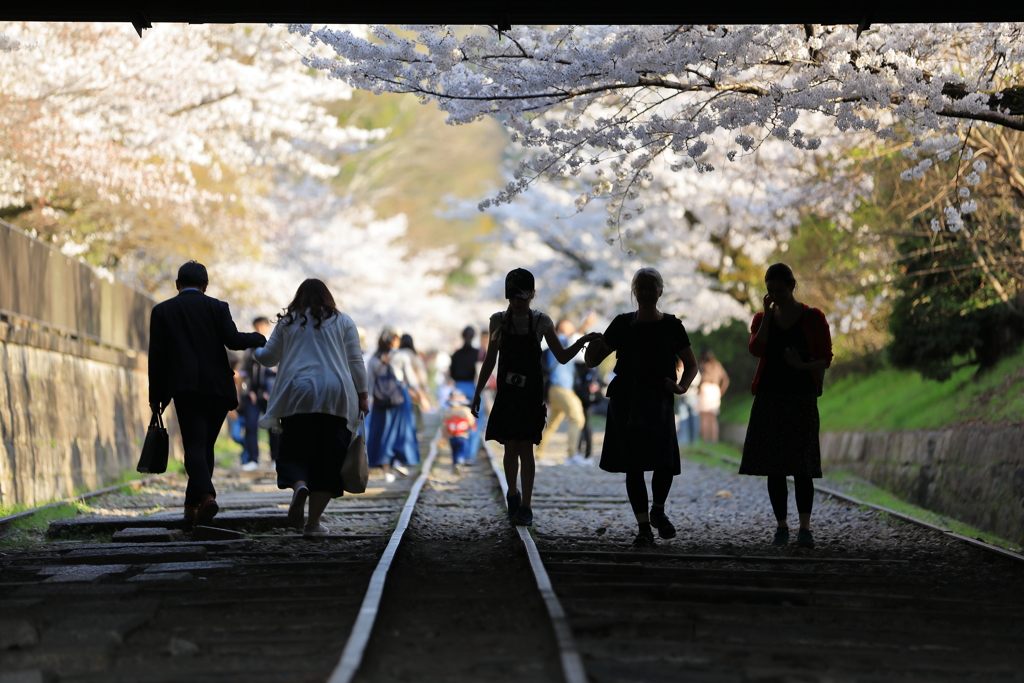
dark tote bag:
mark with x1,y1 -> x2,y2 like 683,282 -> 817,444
136,408 -> 169,474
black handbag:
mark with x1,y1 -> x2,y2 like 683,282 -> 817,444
136,407 -> 169,474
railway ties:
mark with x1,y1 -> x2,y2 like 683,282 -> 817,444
4,423 -> 1024,682
530,454 -> 1024,682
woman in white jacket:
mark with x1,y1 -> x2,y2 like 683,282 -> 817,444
256,279 -> 369,537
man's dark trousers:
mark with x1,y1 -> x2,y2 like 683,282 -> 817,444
175,392 -> 229,506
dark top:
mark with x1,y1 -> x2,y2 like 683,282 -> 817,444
485,310 -> 546,444
604,312 -> 691,397
757,310 -> 817,396
449,343 -> 478,382
148,290 -> 266,409
598,312 -> 690,474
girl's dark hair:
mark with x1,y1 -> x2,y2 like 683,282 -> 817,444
400,334 -> 416,352
278,279 -> 338,330
377,328 -> 399,357
764,263 -> 796,285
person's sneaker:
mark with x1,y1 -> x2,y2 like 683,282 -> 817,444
506,490 -> 522,519
303,523 -> 330,538
241,461 -> 259,471
771,528 -> 790,546
452,463 -> 463,476
511,505 -> 534,526
649,506 -> 677,539
578,455 -> 595,466
384,472 -> 397,483
394,465 -> 410,476
796,528 -> 816,549
632,526 -> 655,548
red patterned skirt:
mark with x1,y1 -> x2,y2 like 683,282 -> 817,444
739,393 -> 822,478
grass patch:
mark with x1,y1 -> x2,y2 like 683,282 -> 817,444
682,441 -> 1022,553
717,347 -> 1024,432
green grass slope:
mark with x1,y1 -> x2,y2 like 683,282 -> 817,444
720,347 -> 1024,432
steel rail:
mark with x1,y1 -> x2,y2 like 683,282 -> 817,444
482,440 -> 589,683
691,446 -> 1024,564
0,474 -> 163,530
326,423 -> 443,683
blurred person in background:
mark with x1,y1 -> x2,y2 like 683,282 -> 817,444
443,390 -> 476,475
400,333 -> 432,427
449,325 -> 483,463
240,316 -> 278,470
539,316 -> 595,465
698,349 -> 730,443
367,328 -> 423,482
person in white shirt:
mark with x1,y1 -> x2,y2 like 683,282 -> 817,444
255,279 -> 368,538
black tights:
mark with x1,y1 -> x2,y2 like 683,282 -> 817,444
767,475 -> 814,522
625,470 -> 674,517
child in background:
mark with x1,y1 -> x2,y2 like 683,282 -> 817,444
443,390 -> 476,475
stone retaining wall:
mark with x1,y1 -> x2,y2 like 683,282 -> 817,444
0,320 -> 159,510
721,422 -> 1024,544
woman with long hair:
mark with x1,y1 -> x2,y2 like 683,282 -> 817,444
366,327 -> 423,482
585,268 -> 699,547
472,268 -> 600,526
255,279 -> 368,538
739,263 -> 833,549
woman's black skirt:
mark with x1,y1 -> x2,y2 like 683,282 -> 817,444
599,391 -> 681,475
739,393 -> 822,478
277,413 -> 353,498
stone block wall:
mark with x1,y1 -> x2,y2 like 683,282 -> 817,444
0,320 -> 168,510
721,422 -> 1024,544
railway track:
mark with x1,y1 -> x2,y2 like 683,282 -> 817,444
3,424 -> 1023,682
529,447 -> 1024,683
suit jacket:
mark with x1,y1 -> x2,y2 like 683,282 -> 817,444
148,290 -> 265,410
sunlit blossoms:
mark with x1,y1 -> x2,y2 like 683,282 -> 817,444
290,23 -> 1024,226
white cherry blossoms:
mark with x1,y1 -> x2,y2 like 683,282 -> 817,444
289,23 -> 1024,229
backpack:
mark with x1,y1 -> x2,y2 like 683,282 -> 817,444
372,353 -> 406,408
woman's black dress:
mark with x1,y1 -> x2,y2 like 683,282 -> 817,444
485,311 -> 547,445
739,310 -> 822,477
599,313 -> 691,474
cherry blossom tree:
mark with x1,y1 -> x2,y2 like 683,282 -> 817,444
293,23 -> 1023,235
0,21 -> 380,288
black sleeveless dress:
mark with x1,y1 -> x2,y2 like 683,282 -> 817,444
485,311 -> 547,445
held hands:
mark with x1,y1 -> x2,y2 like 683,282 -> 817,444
580,331 -> 602,345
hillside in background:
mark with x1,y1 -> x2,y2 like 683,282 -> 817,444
331,91 -> 508,272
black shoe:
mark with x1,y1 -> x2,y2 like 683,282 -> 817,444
632,526 -> 655,548
511,505 -> 533,526
649,506 -> 677,539
796,528 -> 816,549
506,490 -> 521,520
771,528 -> 790,546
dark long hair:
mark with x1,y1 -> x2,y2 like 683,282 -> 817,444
278,279 -> 338,330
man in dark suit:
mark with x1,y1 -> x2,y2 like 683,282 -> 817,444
148,261 -> 266,527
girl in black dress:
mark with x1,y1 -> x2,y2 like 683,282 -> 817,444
585,268 -> 699,547
472,268 -> 600,526
739,263 -> 833,549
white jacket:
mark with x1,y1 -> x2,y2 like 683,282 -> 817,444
255,311 -> 367,430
